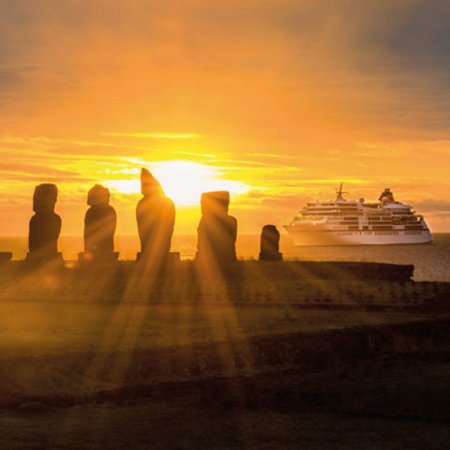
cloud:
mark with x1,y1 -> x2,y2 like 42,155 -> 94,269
356,1 -> 450,71
1,0 -> 450,231
1,0 -> 449,137
0,162 -> 79,179
412,199 -> 450,213
101,132 -> 202,139
0,69 -> 22,92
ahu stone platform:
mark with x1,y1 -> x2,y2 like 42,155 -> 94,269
0,259 -> 414,282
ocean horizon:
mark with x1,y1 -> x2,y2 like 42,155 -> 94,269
1,233 -> 449,282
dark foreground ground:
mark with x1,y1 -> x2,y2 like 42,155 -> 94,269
0,261 -> 449,449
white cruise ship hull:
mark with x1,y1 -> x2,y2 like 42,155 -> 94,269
284,226 -> 432,246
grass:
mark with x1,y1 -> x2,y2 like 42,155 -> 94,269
0,261 -> 449,449
0,304 -> 430,358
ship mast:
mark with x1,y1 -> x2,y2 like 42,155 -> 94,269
336,182 -> 347,201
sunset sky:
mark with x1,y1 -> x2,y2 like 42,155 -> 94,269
1,0 -> 450,236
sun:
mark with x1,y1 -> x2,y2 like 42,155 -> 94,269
105,160 -> 249,207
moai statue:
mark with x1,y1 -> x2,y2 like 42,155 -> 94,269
136,168 -> 175,263
83,184 -> 117,260
196,191 -> 237,265
259,225 -> 283,261
28,184 -> 61,260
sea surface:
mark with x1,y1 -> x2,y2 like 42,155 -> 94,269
1,234 -> 449,282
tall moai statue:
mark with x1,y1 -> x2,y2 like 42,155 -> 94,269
136,168 -> 175,262
259,225 -> 283,261
83,184 -> 117,260
196,191 -> 237,265
28,184 -> 61,260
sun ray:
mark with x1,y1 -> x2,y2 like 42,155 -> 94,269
105,160 -> 250,207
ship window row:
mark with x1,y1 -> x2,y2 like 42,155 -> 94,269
302,212 -> 360,216
338,231 -> 405,236
373,231 -> 399,235
335,231 -> 425,236
300,215 -> 421,222
306,203 -> 354,207
305,206 -> 360,210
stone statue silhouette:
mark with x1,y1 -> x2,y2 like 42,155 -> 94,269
196,191 -> 237,265
84,184 -> 117,258
259,225 -> 283,261
28,184 -> 61,260
136,168 -> 175,262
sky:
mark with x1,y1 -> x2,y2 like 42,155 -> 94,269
1,0 -> 450,236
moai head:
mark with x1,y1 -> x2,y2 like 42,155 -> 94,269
141,168 -> 164,197
87,184 -> 110,206
33,184 -> 58,214
260,224 -> 282,261
261,225 -> 280,251
262,225 -> 280,241
201,191 -> 230,216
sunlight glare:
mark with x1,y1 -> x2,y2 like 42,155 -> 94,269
105,161 -> 249,206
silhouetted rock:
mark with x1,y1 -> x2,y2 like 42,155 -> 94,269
28,184 -> 61,261
136,168 -> 175,263
196,191 -> 237,265
259,225 -> 283,261
82,184 -> 117,261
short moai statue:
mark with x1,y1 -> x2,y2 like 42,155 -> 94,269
136,168 -> 175,264
28,184 -> 61,261
196,191 -> 237,265
259,225 -> 283,261
83,184 -> 117,261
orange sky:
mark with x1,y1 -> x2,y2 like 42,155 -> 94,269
1,0 -> 450,236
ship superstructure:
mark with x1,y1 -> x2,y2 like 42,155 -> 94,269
284,185 -> 432,246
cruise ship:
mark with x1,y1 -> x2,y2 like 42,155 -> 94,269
284,185 -> 432,246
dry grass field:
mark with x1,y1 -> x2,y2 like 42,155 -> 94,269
0,261 -> 449,449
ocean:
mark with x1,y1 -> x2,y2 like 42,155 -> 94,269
1,234 -> 449,282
